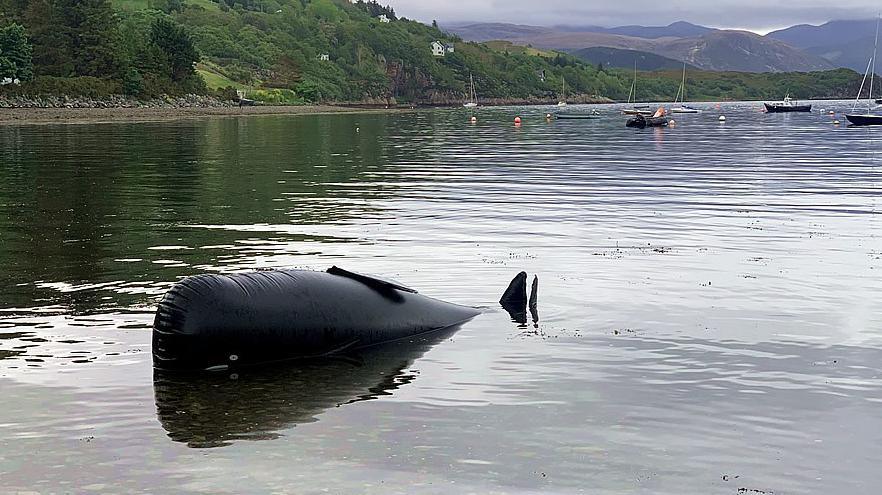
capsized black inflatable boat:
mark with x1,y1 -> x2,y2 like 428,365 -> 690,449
626,112 -> 669,128
154,324 -> 461,447
153,266 -> 499,371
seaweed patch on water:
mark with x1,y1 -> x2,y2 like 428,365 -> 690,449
591,244 -> 676,259
612,328 -> 638,336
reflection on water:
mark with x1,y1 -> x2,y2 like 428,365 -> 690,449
154,326 -> 460,448
2,102 -> 882,493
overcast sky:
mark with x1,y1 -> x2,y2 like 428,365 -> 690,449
384,0 -> 879,34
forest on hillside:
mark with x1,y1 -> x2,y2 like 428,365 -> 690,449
0,0 -> 870,103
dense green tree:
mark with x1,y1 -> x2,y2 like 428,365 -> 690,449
23,0 -> 73,76
0,23 -> 33,82
150,16 -> 199,82
69,0 -> 120,77
20,0 -> 118,78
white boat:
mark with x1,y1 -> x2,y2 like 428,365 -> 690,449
557,77 -> 567,107
463,73 -> 479,108
671,62 -> 701,114
845,17 -> 882,126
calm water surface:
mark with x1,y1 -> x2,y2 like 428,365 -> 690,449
2,102 -> 882,494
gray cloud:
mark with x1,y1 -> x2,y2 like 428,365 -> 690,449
384,0 -> 879,33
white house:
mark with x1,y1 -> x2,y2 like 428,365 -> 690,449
0,77 -> 20,86
431,41 -> 454,57
378,14 -> 390,23
318,53 -> 330,61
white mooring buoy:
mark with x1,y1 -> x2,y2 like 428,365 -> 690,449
719,115 -> 726,122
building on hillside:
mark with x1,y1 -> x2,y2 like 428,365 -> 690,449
318,53 -> 330,61
1,77 -> 20,85
431,41 -> 454,57
536,69 -> 546,82
378,14 -> 390,23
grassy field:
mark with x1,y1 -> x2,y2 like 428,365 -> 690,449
112,0 -> 218,11
483,40 -> 557,58
196,67 -> 240,90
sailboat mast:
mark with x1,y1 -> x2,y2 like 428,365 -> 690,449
634,60 -> 637,103
681,61 -> 687,103
869,16 -> 879,113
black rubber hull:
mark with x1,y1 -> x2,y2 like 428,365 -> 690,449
626,115 -> 668,128
845,114 -> 882,126
152,270 -> 480,371
154,325 -> 459,447
764,103 -> 812,113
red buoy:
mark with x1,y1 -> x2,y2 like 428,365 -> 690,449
514,116 -> 522,124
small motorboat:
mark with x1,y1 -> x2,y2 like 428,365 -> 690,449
622,105 -> 654,116
764,95 -> 811,113
876,98 -> 882,104
556,110 -> 601,120
671,105 -> 701,114
626,107 -> 669,128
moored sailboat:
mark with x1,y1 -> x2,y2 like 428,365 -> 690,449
557,78 -> 567,107
846,17 -> 882,126
671,62 -> 700,114
623,61 -> 653,115
463,73 -> 478,108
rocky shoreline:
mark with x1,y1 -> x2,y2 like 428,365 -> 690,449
0,94 -> 236,109
0,94 -> 405,124
0,93 -> 617,125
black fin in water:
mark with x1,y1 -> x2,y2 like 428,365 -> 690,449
327,266 -> 416,302
500,272 -> 528,325
528,275 -> 538,309
528,275 -> 539,325
499,271 -> 528,305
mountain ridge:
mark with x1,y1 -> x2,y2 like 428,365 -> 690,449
446,22 -> 834,72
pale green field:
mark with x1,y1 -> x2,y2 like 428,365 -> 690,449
112,0 -> 218,11
196,68 -> 240,90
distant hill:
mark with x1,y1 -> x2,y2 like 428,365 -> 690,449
562,21 -> 715,39
766,19 -> 878,49
766,20 -> 879,72
571,47 -> 697,71
443,23 -> 554,42
661,30 -> 834,72
446,22 -> 833,72
805,37 -> 877,73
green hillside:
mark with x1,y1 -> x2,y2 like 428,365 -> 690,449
0,0 -> 869,103
571,47 -> 697,71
